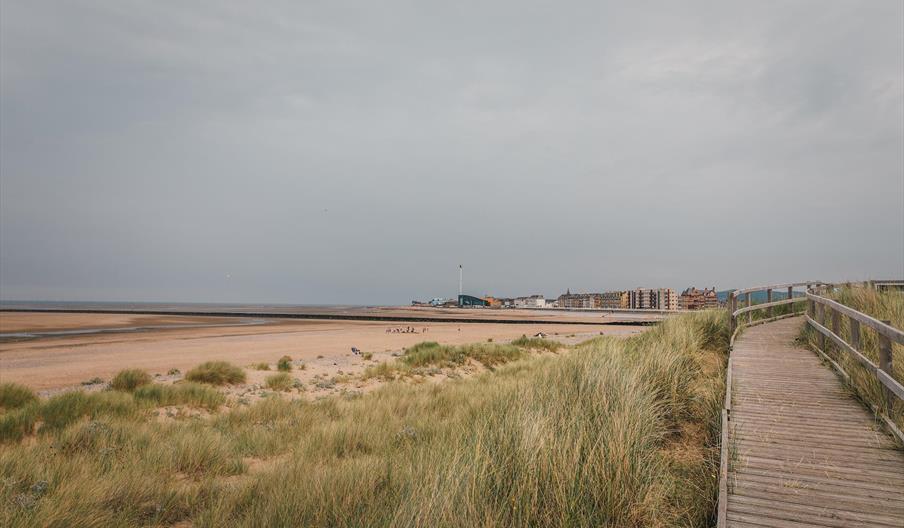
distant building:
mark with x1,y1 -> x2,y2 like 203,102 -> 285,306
600,290 -> 630,309
458,294 -> 489,307
678,287 -> 719,310
557,289 -> 601,309
514,295 -> 546,308
628,288 -> 678,310
556,289 -> 631,309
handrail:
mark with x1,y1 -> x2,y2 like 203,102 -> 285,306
806,292 -> 904,344
732,296 -> 803,317
806,314 -> 904,401
727,281 -> 819,342
732,280 -> 825,296
803,292 -> 903,430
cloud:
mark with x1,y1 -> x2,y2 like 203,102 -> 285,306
1,1 -> 902,303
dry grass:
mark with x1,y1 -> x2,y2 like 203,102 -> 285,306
265,373 -> 293,391
0,311 -> 727,527
109,369 -> 152,392
185,361 -> 247,386
133,383 -> 225,410
0,383 -> 37,411
510,335 -> 562,352
363,341 -> 527,380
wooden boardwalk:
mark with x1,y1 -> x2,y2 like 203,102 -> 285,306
726,316 -> 904,528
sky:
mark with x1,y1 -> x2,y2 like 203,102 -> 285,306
1,1 -> 902,305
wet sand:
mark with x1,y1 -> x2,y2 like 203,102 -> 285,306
0,312 -> 644,391
0,312 -> 255,334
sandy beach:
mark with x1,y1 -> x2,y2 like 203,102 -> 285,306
0,311 -> 644,392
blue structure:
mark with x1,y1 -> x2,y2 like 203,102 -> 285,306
458,294 -> 489,307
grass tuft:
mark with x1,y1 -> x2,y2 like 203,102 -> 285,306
0,405 -> 38,443
363,341 -> 527,380
133,382 -> 225,410
110,369 -> 152,392
0,383 -> 37,411
40,391 -> 137,432
185,361 -> 247,385
511,335 -> 562,352
265,373 -> 293,391
277,356 -> 293,372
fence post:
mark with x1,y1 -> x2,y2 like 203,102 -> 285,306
767,288 -> 773,318
817,303 -> 826,351
831,309 -> 841,352
879,320 -> 894,412
729,294 -> 736,335
746,292 -> 752,324
808,299 -> 814,319
850,318 -> 860,351
788,286 -> 793,313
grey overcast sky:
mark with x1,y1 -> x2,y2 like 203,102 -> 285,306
1,1 -> 902,304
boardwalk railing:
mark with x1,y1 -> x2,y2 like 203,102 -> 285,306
804,291 -> 904,441
726,281 -> 823,342
718,280 -> 904,527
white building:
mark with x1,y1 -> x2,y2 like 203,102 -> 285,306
513,295 -> 545,308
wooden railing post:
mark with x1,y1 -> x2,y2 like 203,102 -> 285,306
817,303 -> 826,351
767,288 -> 773,318
849,318 -> 860,351
729,294 -> 736,335
831,308 -> 841,352
787,286 -> 793,314
746,292 -> 752,324
879,320 -> 894,411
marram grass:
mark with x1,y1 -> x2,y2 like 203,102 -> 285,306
0,311 -> 727,527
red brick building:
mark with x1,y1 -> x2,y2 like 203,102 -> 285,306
679,287 -> 719,310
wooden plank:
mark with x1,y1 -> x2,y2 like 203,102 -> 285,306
731,472 -> 904,501
728,495 -> 903,527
